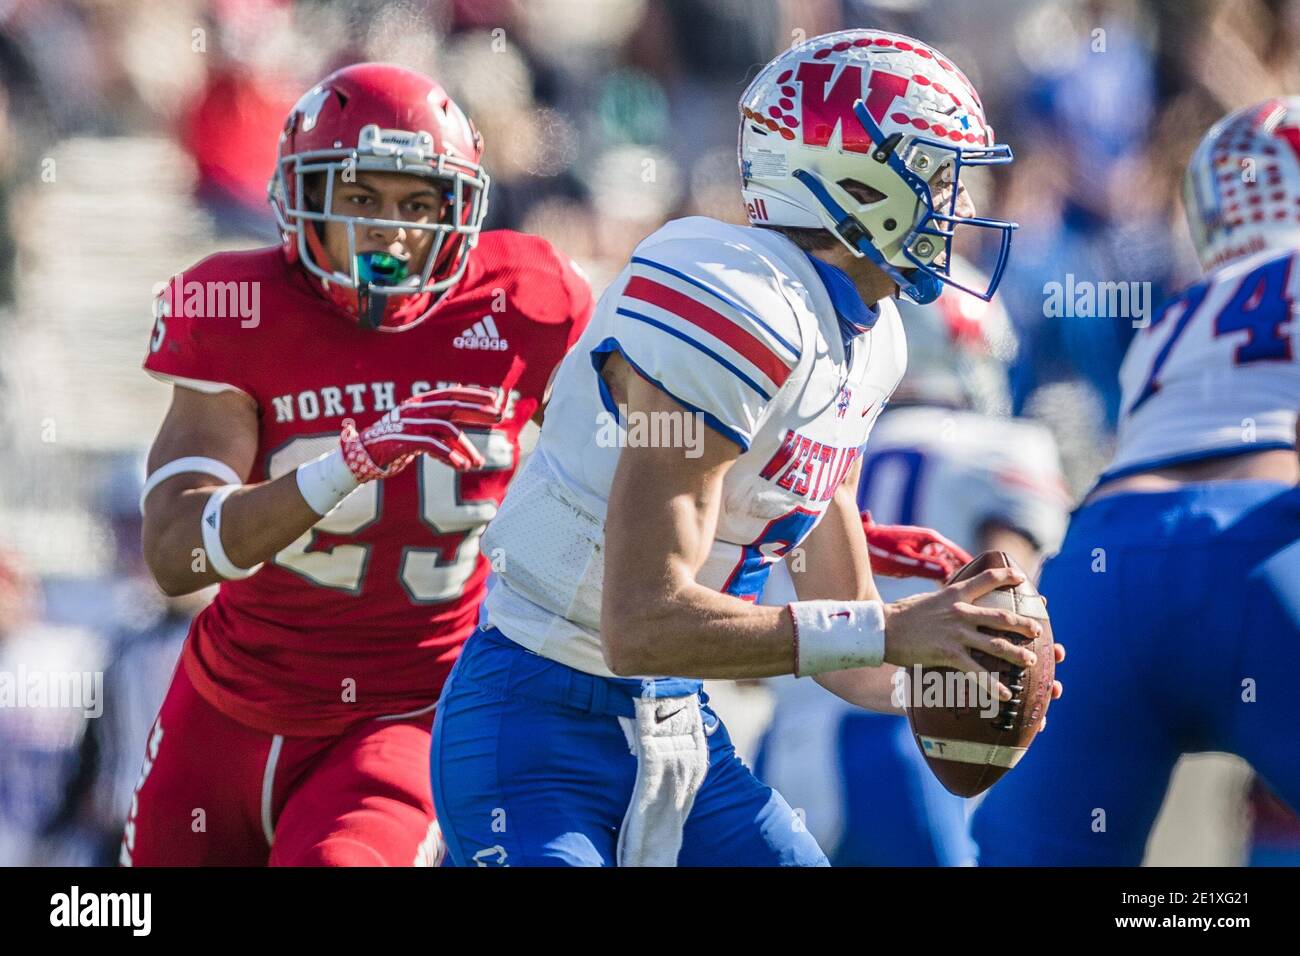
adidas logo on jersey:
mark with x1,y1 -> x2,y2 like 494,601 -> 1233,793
453,317 -> 509,351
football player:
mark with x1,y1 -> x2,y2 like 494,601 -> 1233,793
973,98 -> 1300,866
431,31 -> 1061,867
126,64 -> 592,866
755,260 -> 1071,865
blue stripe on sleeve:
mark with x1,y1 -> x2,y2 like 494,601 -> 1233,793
594,337 -> 752,453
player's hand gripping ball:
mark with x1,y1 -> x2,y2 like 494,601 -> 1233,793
341,386 -> 506,480
905,551 -> 1060,797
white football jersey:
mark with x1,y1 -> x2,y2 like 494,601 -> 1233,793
482,216 -> 906,677
1104,246 -> 1300,482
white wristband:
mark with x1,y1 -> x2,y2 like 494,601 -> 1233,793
789,600 -> 886,677
295,448 -> 360,516
201,485 -> 263,580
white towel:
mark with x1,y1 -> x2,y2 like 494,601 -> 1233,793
616,694 -> 710,867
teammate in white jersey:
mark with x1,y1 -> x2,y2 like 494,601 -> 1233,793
756,262 -> 1071,864
431,30 -> 1061,867
974,98 -> 1300,866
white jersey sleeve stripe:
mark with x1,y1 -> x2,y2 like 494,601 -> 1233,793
629,255 -> 802,360
615,288 -> 787,398
614,307 -> 775,401
620,275 -> 794,390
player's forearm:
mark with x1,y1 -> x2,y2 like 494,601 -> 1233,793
144,474 -> 323,595
789,480 -> 877,602
205,474 -> 325,569
602,580 -> 800,679
977,521 -> 1041,580
813,665 -> 904,714
797,479 -> 903,713
603,477 -> 887,678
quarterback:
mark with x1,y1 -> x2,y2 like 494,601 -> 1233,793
126,64 -> 592,865
432,31 -> 1061,867
974,97 -> 1300,865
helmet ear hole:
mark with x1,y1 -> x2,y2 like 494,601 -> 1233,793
838,178 -> 885,205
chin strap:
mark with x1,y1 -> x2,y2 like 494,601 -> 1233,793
904,270 -> 942,305
358,284 -> 385,330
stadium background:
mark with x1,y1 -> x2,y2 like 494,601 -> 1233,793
0,0 -> 1295,865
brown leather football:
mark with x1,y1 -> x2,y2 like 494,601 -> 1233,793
904,550 -> 1055,797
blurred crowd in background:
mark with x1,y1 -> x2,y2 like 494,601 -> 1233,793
0,0 -> 1298,866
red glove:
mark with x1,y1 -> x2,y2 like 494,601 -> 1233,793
861,510 -> 973,581
341,386 -> 506,480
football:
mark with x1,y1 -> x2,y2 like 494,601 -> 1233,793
905,551 -> 1055,797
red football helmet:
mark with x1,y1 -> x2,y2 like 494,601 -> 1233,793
269,63 -> 490,331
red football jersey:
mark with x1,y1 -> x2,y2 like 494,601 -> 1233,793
143,232 -> 592,735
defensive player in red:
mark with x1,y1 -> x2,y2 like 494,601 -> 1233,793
124,63 -> 592,866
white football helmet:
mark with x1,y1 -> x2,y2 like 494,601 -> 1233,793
1183,96 -> 1300,273
890,255 -> 1018,416
738,30 -> 1016,304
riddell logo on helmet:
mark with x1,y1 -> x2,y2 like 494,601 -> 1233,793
746,197 -> 770,220
1202,236 -> 1267,272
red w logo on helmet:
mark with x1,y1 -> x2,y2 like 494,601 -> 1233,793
796,63 -> 908,150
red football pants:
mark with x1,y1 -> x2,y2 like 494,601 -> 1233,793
121,663 -> 442,866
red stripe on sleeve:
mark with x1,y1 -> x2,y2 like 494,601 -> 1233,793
623,276 -> 792,387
